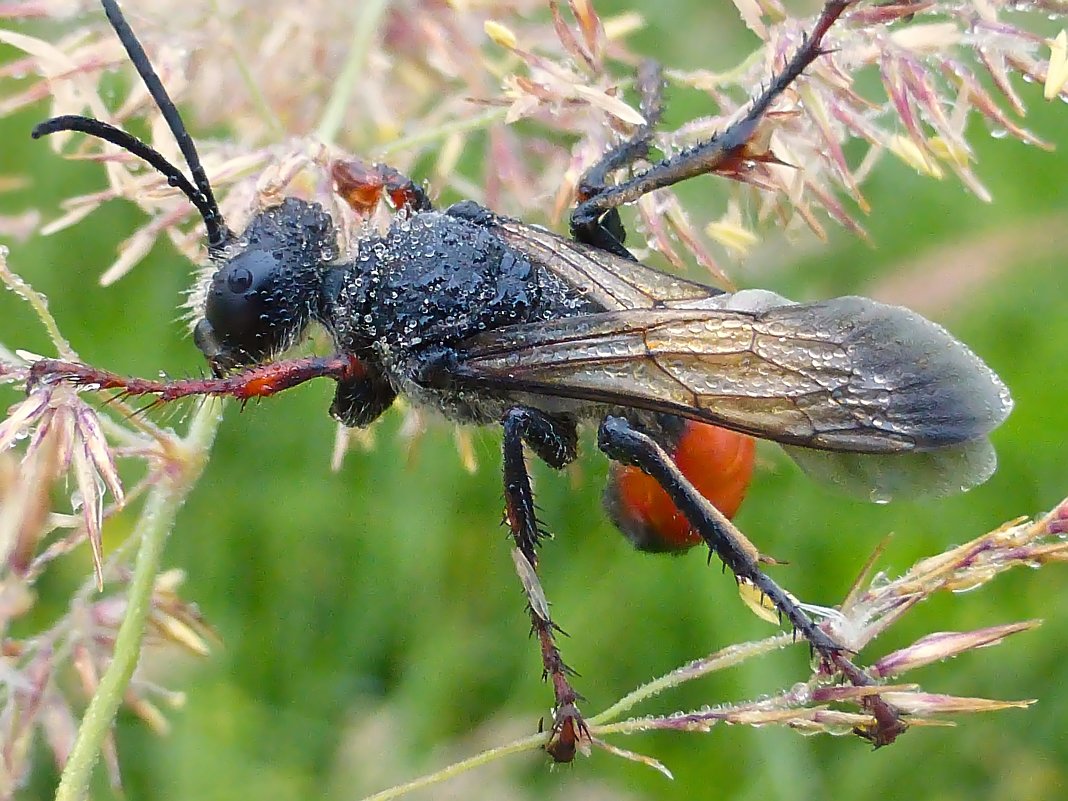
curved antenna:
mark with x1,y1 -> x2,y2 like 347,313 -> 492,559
32,0 -> 231,249
32,115 -> 218,229
100,0 -> 229,248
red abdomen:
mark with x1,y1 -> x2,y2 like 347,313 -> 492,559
604,419 -> 755,552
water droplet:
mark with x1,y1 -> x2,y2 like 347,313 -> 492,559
869,488 -> 892,504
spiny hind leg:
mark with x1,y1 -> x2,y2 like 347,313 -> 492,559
500,406 -> 588,761
596,414 -> 907,747
571,2 -> 854,257
570,59 -> 665,258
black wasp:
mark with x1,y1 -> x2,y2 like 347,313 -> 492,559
29,0 -> 1012,757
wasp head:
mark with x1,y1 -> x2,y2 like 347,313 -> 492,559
192,199 -> 337,374
29,2 -> 346,375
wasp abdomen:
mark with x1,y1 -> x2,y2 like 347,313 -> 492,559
605,417 -> 755,552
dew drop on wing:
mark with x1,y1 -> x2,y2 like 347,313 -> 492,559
869,488 -> 892,505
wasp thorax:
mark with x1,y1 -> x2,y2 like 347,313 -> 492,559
193,198 -> 337,372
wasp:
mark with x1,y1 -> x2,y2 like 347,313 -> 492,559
28,0 -> 1012,758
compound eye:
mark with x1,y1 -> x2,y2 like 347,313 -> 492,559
203,249 -> 283,362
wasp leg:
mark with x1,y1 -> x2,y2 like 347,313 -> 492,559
500,407 -> 588,761
596,415 -> 907,744
571,0 -> 852,255
331,159 -> 433,217
330,367 -> 397,428
28,354 -> 364,405
570,59 -> 664,258
597,416 -> 837,649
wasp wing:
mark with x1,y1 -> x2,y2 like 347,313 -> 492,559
493,219 -> 723,310
454,296 -> 1012,499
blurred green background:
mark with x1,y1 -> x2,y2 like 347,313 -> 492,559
2,2 -> 1067,800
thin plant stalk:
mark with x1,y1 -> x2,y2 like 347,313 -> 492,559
315,0 -> 391,144
53,399 -> 223,801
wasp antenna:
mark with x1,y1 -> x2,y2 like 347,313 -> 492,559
32,115 -> 210,222
99,0 -> 229,249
